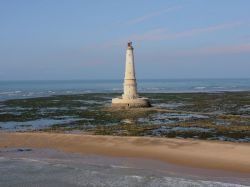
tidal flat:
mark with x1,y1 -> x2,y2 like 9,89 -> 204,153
0,92 -> 250,142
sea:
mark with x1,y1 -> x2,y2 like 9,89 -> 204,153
0,148 -> 249,187
0,79 -> 250,101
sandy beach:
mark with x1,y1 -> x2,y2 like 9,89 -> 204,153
1,132 -> 250,174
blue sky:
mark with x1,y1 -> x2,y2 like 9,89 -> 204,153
0,0 -> 250,80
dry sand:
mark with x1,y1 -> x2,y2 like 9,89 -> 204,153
0,132 -> 250,173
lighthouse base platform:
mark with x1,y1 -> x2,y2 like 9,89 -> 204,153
111,97 -> 151,108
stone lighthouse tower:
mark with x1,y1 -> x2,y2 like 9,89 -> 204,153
123,42 -> 138,99
112,42 -> 151,108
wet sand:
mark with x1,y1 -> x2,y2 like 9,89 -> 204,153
1,132 -> 250,174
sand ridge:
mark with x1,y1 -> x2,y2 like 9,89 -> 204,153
0,132 -> 250,173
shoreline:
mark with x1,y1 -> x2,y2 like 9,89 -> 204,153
1,132 -> 250,174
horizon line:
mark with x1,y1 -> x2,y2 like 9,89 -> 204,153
0,78 -> 250,82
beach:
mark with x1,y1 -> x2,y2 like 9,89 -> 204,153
1,132 -> 250,173
1,132 -> 250,186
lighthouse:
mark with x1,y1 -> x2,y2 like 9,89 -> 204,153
123,42 -> 138,99
112,42 -> 151,108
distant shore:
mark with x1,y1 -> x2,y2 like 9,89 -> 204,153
1,132 -> 250,174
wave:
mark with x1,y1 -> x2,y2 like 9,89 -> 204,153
194,86 -> 206,90
0,91 -> 22,95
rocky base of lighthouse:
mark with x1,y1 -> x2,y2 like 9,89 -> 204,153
111,97 -> 151,108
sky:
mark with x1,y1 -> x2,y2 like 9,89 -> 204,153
0,0 -> 250,80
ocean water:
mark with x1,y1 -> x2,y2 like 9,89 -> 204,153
0,79 -> 249,101
1,148 -> 249,187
